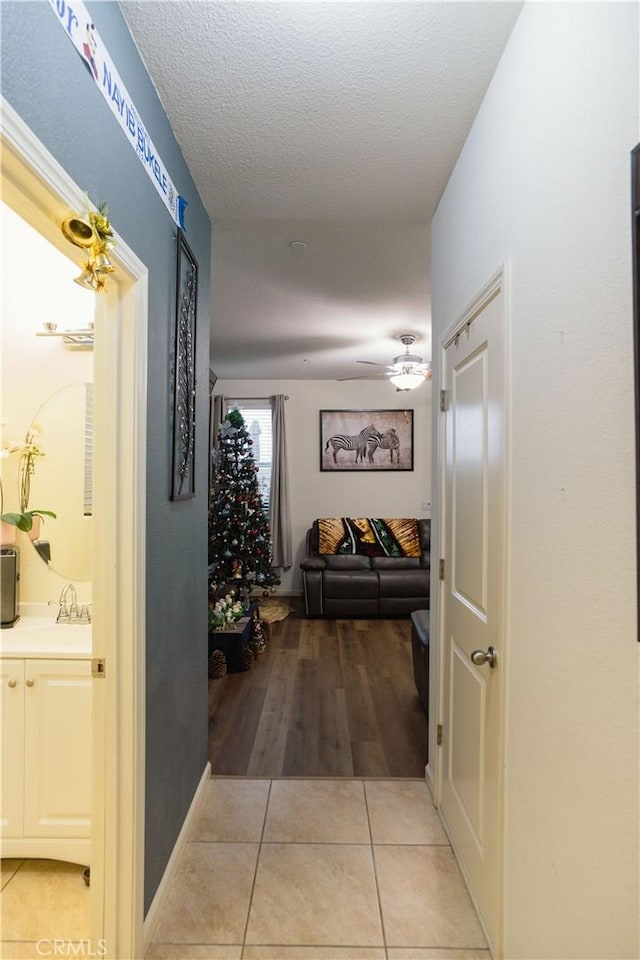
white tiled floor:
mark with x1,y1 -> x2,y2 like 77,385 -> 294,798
0,779 -> 489,960
0,858 -> 90,959
148,778 -> 488,960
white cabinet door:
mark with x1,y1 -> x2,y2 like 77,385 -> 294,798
1,661 -> 25,836
23,659 -> 92,838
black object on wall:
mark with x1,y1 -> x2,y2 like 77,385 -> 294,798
633,144 -> 640,641
171,229 -> 198,501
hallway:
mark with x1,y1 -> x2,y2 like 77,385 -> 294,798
208,612 -> 428,778
148,777 -> 487,959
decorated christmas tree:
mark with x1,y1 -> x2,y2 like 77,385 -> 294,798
208,409 -> 280,602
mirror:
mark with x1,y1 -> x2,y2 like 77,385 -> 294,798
27,382 -> 93,581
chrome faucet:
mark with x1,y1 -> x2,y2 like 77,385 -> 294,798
51,583 -> 91,624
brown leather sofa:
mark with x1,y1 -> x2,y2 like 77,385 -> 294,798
300,519 -> 430,617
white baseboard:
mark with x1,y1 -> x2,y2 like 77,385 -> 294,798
142,761 -> 211,953
425,761 -> 434,793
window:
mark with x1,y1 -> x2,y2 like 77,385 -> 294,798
225,398 -> 273,510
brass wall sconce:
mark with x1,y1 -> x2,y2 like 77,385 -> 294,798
61,203 -> 115,292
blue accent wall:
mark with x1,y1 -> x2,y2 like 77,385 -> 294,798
1,1 -> 211,912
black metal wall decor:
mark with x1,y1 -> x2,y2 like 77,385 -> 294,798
171,229 -> 198,500
631,144 -> 640,639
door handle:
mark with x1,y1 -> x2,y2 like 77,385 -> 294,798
470,646 -> 497,669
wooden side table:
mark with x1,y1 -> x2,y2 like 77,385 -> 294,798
208,601 -> 258,672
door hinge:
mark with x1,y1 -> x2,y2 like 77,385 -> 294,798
439,558 -> 445,581
92,658 -> 106,679
437,724 -> 443,746
440,389 -> 448,412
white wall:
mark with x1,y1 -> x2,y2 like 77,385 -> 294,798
1,202 -> 93,604
431,3 -> 639,958
215,377 -> 431,593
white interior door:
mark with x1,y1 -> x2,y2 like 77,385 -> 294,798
439,273 -> 507,953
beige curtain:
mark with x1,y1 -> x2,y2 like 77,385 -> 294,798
270,394 -> 292,569
211,394 -> 225,450
209,394 -> 225,502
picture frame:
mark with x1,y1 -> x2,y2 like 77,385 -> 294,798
320,409 -> 414,472
170,229 -> 198,500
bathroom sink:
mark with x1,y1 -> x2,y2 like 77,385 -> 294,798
0,616 -> 92,657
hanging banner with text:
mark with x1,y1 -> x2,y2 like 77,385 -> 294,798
48,0 -> 188,229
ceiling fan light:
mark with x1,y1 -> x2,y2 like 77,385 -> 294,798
389,371 -> 425,390
388,358 -> 431,390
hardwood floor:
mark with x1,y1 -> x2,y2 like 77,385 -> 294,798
208,609 -> 428,777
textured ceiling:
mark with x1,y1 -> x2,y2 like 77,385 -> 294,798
121,1 -> 522,379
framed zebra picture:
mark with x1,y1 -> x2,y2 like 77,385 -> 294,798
320,409 -> 414,472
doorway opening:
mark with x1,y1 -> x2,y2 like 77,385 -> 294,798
1,99 -> 148,960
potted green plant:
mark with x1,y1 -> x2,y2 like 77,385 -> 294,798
1,427 -> 56,543
0,508 -> 57,541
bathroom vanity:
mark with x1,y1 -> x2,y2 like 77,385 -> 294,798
0,613 -> 92,866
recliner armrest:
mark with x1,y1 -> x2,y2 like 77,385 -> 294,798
301,557 -> 326,571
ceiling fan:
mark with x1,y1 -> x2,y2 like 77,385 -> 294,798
338,334 -> 432,391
